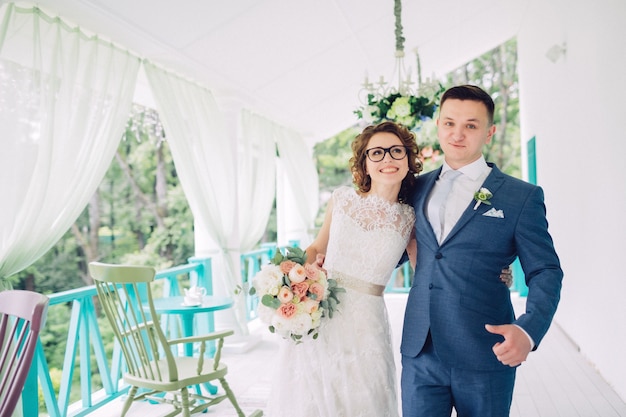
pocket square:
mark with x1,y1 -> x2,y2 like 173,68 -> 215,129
482,207 -> 504,218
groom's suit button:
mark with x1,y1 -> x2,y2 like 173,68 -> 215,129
428,283 -> 433,289
435,253 -> 443,259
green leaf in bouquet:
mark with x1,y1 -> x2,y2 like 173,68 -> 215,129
283,246 -> 307,264
261,294 -> 281,309
269,325 -> 276,334
271,250 -> 284,265
248,286 -> 256,296
328,291 -> 342,304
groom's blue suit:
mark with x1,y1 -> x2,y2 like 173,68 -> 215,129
401,163 -> 563,415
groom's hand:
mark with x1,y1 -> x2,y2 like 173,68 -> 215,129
485,324 -> 532,367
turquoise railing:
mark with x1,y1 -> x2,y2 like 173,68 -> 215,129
22,247 -> 412,416
27,257 -> 213,417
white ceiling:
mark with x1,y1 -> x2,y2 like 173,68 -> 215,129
16,0 -> 527,143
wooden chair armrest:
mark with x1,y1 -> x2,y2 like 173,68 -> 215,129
167,329 -> 234,346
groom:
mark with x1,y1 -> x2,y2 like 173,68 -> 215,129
401,85 -> 563,416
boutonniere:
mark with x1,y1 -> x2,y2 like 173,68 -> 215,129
473,187 -> 493,210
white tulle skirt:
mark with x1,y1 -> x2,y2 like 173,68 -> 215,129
266,287 -> 399,417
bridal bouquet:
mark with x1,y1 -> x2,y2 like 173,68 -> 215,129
249,246 -> 344,343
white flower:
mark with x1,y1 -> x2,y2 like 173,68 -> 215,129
310,310 -> 323,328
252,264 -> 283,296
272,312 -> 313,338
473,187 -> 493,210
387,96 -> 412,118
288,264 -> 307,284
256,303 -> 276,326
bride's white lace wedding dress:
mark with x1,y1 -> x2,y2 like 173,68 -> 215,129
266,186 -> 415,417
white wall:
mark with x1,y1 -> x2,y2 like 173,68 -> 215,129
517,0 -> 626,401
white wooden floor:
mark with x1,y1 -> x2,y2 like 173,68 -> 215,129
90,293 -> 626,417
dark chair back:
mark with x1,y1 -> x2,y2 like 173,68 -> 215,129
0,290 -> 49,417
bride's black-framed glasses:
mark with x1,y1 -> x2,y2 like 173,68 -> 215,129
365,145 -> 408,162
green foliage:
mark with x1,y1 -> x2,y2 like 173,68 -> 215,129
313,127 -> 359,193
271,246 -> 307,265
355,85 -> 443,130
261,293 -> 281,309
38,304 -> 71,373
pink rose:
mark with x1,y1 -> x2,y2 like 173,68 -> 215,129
309,282 -> 325,301
288,264 -> 307,284
280,260 -> 297,274
278,303 -> 297,319
277,286 -> 294,303
304,263 -> 321,281
291,281 -> 309,300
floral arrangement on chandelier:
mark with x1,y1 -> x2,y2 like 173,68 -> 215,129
355,79 -> 444,131
354,0 -> 444,132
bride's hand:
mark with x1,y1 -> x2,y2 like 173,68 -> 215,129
315,253 -> 325,268
500,266 -> 513,288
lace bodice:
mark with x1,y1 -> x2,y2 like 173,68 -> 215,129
324,186 -> 415,286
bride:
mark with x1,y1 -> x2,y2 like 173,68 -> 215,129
266,121 -> 419,417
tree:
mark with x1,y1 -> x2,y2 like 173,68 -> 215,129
11,104 -> 194,291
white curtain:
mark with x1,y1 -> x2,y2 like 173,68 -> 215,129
238,110 -> 277,250
0,3 -> 140,279
142,61 -> 252,331
275,128 -> 319,246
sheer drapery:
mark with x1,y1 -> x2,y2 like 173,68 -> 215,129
238,110 -> 277,250
143,61 -> 251,332
275,128 -> 320,245
0,4 -> 140,279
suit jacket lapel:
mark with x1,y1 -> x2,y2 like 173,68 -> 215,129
441,163 -> 506,245
415,168 -> 441,250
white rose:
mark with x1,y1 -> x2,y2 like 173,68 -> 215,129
256,303 -> 275,326
253,264 -> 283,295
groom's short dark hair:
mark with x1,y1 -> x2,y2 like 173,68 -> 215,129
440,85 -> 495,125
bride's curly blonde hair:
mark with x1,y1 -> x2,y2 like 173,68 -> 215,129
349,121 -> 422,204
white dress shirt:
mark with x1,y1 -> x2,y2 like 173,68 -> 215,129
437,156 -> 491,242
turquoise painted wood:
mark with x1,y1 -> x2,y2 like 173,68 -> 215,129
506,137 -> 538,298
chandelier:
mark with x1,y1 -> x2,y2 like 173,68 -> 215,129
355,0 -> 443,131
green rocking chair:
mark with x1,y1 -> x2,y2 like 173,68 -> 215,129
89,262 -> 262,417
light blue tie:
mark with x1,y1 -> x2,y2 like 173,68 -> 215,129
428,170 -> 461,242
